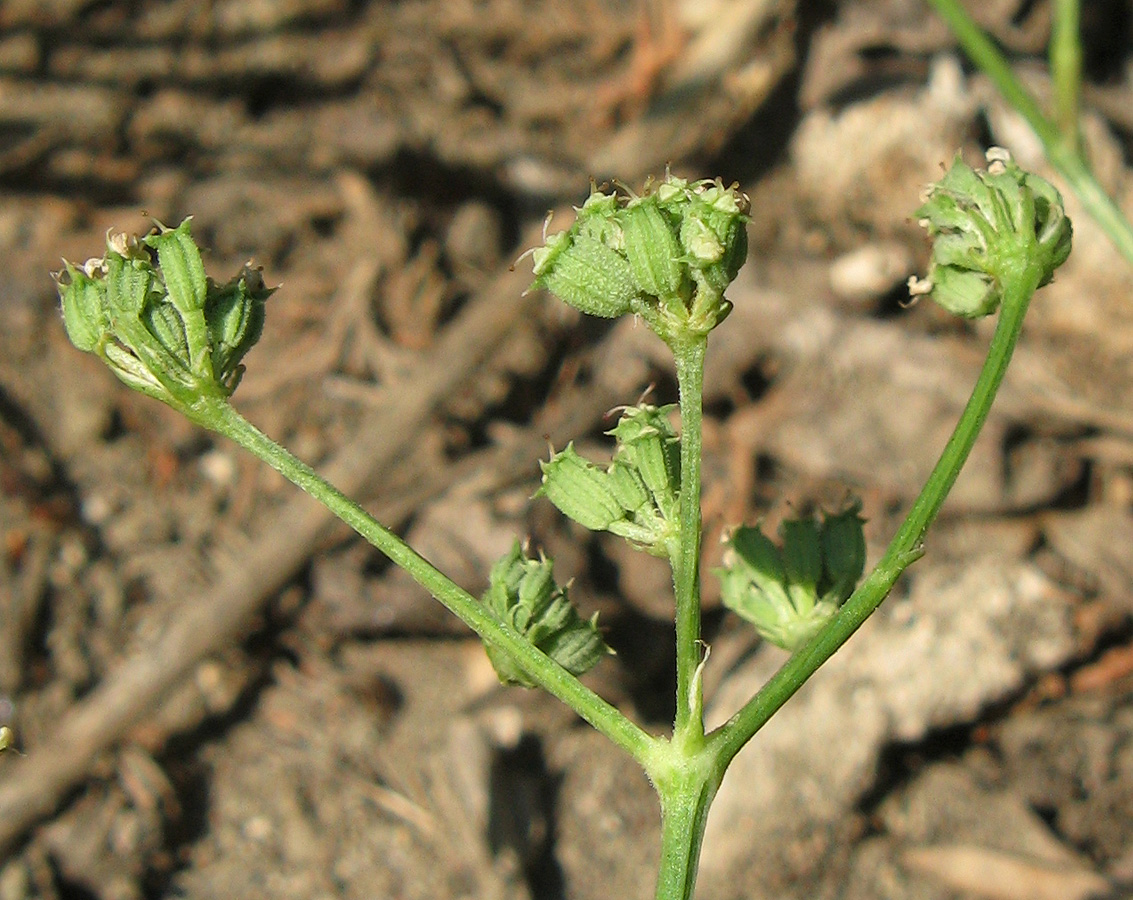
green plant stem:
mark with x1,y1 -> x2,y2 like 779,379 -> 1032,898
671,335 -> 708,747
926,0 -> 1133,267
651,752 -> 721,900
195,399 -> 657,764
709,263 -> 1042,765
1050,0 -> 1082,150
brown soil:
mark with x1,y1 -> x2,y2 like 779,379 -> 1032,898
1,2 -> 1132,898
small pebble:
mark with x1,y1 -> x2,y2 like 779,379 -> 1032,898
829,242 -> 912,301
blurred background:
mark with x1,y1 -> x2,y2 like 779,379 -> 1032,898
1,1 -> 1132,898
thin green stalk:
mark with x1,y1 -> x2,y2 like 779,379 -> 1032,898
672,335 -> 708,746
1050,0 -> 1082,151
651,753 -> 720,900
926,0 -> 1133,266
709,264 -> 1042,764
199,399 -> 657,765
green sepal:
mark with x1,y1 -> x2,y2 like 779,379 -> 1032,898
621,195 -> 685,299
57,261 -> 109,352
608,404 -> 680,522
531,232 -> 637,318
926,266 -> 998,318
102,340 -> 171,402
141,291 -> 192,362
145,218 -> 207,314
820,501 -> 867,605
780,517 -> 822,616
537,443 -> 625,531
205,264 -> 272,391
606,460 -> 652,516
481,542 -> 611,688
103,249 -> 152,322
723,525 -> 792,611
1024,169 -> 1073,279
145,218 -> 211,375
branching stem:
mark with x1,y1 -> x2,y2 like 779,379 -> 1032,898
709,262 -> 1042,765
200,401 -> 659,765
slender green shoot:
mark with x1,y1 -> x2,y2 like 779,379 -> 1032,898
927,0 -> 1133,265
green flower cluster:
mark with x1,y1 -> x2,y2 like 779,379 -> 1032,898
55,218 -> 272,407
481,542 -> 611,688
911,147 -> 1071,318
528,174 -> 749,339
538,404 -> 681,557
717,504 -> 867,652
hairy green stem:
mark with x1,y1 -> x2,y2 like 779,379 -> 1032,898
709,262 -> 1042,764
927,0 -> 1133,266
198,400 -> 657,764
651,751 -> 721,900
672,335 -> 708,746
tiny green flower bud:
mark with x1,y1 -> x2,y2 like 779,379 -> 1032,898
538,443 -> 625,531
575,189 -> 625,251
680,182 -> 749,296
481,542 -> 611,687
913,148 -> 1072,318
680,215 -> 724,264
0,726 -> 12,752
621,195 -> 685,299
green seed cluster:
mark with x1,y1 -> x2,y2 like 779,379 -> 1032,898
55,218 -> 272,404
912,148 -> 1072,318
529,175 -> 749,338
537,404 -> 681,558
480,542 -> 611,688
716,504 -> 867,652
